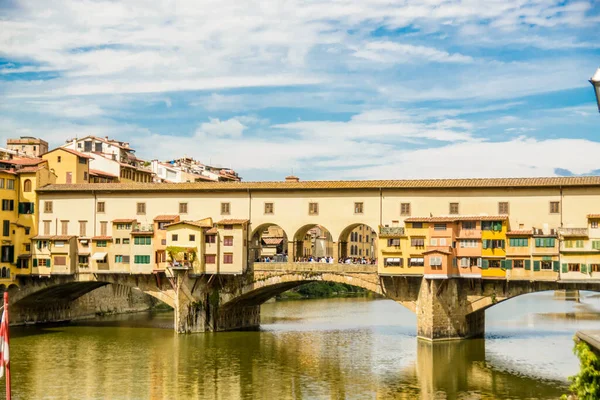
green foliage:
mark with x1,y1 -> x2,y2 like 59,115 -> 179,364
279,282 -> 368,299
166,246 -> 197,263
563,339 -> 600,399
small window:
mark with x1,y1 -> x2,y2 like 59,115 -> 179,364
2,220 -> 9,237
264,203 -> 274,215
550,201 -> 560,214
224,224 -> 233,230
23,179 -> 32,192
189,234 -> 195,241
83,172 -> 88,181
179,203 -> 188,214
172,234 -> 178,242
434,223 -> 446,231
7,180 -> 14,190
57,156 -> 62,163
43,221 -> 50,235
221,202 -> 231,215
44,201 -> 53,213
54,256 -> 66,266
309,202 -> 319,215
223,253 -> 233,264
61,220 -> 69,235
123,238 -> 130,245
96,240 -> 107,248
115,238 -> 121,244
224,236 -> 234,246
354,202 -> 363,214
400,203 -> 411,216
513,260 -> 524,269
449,203 -> 459,215
205,235 -> 216,244
205,254 -> 216,264
592,221 -> 599,229
498,202 -> 509,215
137,202 -> 146,215
462,221 -> 476,230
100,221 -> 107,236
97,202 -> 105,213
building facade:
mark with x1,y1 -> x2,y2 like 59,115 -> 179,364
6,137 -> 49,158
7,176 -> 600,284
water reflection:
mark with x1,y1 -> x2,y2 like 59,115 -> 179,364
6,292 -> 597,399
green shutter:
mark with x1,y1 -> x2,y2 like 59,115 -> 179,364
525,259 -> 531,270
47,259 -> 51,267
482,240 -> 488,249
501,240 -> 505,249
452,257 -> 457,267
553,261 -> 560,272
33,258 -> 38,267
481,259 -> 489,269
535,238 -> 541,247
562,263 -> 568,273
549,238 -> 555,247
146,237 -> 151,245
533,261 -> 540,271
581,264 -> 587,274
505,259 -> 512,270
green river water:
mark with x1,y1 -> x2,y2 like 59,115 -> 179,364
6,291 -> 600,399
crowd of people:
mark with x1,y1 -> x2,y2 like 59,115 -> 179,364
256,255 -> 376,265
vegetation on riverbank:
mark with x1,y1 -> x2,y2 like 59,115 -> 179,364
276,282 -> 378,300
563,339 -> 600,400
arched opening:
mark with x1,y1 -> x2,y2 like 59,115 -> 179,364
291,224 -> 334,262
0,267 -> 6,278
250,223 -> 289,262
338,223 -> 378,264
23,179 -> 32,192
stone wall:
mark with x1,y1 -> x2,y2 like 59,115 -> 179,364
12,284 -> 163,325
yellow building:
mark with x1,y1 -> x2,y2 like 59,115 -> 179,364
480,217 -> 508,278
378,225 -> 407,276
42,147 -> 92,184
0,170 -> 18,287
214,219 -> 248,274
165,219 -> 212,274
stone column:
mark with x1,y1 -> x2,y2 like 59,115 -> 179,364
332,242 -> 339,262
287,241 -> 296,261
416,278 -> 485,341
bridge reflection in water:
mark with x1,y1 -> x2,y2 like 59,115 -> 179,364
8,296 -> 573,399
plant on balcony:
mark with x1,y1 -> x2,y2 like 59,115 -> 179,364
166,246 -> 197,268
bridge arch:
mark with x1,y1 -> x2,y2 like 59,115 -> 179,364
249,223 -> 290,262
291,224 -> 334,262
222,270 -> 384,309
338,223 -> 378,261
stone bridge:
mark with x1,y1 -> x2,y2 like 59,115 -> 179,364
6,264 -> 600,341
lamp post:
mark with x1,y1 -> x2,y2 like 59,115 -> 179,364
590,67 -> 600,113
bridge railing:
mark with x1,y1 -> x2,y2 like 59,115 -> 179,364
252,262 -> 377,273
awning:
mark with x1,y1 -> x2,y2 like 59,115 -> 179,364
91,252 -> 107,260
385,258 -> 401,263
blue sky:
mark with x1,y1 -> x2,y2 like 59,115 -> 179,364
1,0 -> 599,181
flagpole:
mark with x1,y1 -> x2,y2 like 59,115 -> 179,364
4,292 -> 10,400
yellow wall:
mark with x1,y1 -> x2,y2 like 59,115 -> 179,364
42,149 -> 89,184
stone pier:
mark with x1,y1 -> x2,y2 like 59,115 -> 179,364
416,279 -> 485,341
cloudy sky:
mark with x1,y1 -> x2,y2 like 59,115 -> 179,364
1,0 -> 599,181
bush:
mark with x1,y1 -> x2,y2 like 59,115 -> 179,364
563,339 -> 600,399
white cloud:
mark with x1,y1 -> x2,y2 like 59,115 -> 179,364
195,117 -> 248,139
352,41 -> 474,64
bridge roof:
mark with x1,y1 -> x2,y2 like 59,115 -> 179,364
36,176 -> 600,193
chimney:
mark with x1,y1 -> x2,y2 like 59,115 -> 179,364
285,175 -> 300,183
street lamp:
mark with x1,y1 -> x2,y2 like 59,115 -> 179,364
590,67 -> 600,113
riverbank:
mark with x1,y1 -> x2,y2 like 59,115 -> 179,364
275,281 -> 381,300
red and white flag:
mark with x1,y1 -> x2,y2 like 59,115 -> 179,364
0,306 -> 9,378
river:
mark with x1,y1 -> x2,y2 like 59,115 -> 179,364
6,291 -> 600,399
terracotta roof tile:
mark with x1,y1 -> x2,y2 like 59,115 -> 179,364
587,214 -> 600,219
51,147 -> 93,159
205,227 -> 218,234
32,235 -> 75,240
262,238 -> 284,245
154,215 -> 180,222
506,230 -> 533,235
165,220 -> 212,228
17,166 -> 43,174
90,169 -> 119,178
406,215 -> 508,223
112,219 -> 136,223
217,219 -> 249,225
92,236 -> 112,240
8,158 -> 45,166
422,248 -> 452,255
36,176 -> 600,193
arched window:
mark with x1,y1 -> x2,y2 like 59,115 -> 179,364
1,267 -> 6,278
24,179 -> 32,192
6,269 -> 9,278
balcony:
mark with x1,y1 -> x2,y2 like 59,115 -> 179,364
379,226 -> 405,237
132,224 -> 154,233
559,228 -> 588,238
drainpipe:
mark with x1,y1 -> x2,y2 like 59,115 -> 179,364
379,188 -> 383,227
93,190 -> 97,237
559,185 -> 563,280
